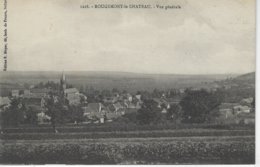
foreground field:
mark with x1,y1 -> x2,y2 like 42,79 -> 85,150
0,136 -> 255,164
0,124 -> 255,164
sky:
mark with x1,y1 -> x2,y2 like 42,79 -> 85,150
4,0 -> 256,74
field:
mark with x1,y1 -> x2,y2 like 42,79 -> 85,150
0,124 -> 255,164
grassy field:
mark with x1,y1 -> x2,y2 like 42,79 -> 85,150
0,124 -> 255,164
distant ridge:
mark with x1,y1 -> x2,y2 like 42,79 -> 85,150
0,71 -> 249,93
235,72 -> 255,81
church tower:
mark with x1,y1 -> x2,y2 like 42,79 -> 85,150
60,72 -> 66,96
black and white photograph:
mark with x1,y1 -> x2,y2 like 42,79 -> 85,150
0,0 -> 256,165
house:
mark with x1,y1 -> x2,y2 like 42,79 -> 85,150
236,112 -> 255,125
83,102 -> 103,113
105,102 -> 126,119
165,97 -> 182,105
105,108 -> 126,120
218,103 -> 239,118
233,105 -> 251,114
135,94 -> 141,101
0,96 -> 11,111
30,88 -> 50,96
113,102 -> 125,112
23,89 -> 49,99
244,118 -> 255,125
64,88 -> 81,105
59,72 -> 86,105
37,111 -> 51,124
153,98 -> 170,109
83,103 -> 106,123
125,93 -> 133,102
103,96 -> 118,104
123,100 -> 136,108
23,89 -> 31,96
240,97 -> 254,106
215,103 -> 253,124
11,90 -> 19,97
179,88 -> 185,94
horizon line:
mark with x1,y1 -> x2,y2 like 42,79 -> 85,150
0,70 -> 255,76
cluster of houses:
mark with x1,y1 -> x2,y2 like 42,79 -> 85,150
0,73 -> 143,124
0,73 -> 255,125
216,97 -> 255,124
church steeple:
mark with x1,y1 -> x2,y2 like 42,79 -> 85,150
60,71 -> 66,93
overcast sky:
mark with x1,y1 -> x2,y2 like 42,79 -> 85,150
5,0 -> 255,74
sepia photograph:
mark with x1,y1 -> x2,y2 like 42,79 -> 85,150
0,0 -> 256,165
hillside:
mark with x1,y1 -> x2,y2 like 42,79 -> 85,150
234,72 -> 255,83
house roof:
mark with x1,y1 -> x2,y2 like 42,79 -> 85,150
240,98 -> 254,104
234,105 -> 250,110
153,98 -> 162,104
27,104 -> 44,113
84,103 -> 103,113
30,88 -> 51,94
23,93 -> 46,99
165,97 -> 182,103
219,103 -> 240,109
113,102 -> 124,109
64,88 -> 79,94
0,97 -> 11,106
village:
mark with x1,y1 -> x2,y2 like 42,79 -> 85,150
0,72 -> 255,127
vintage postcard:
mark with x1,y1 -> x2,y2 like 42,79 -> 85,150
0,0 -> 256,165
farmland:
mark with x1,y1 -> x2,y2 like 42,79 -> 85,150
0,124 -> 255,164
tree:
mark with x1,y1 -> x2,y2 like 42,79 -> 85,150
45,94 -> 68,132
70,105 -> 84,124
136,99 -> 162,125
1,98 -> 25,127
24,106 -> 38,125
166,104 -> 182,121
180,89 -> 222,123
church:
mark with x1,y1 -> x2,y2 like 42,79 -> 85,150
60,72 -> 87,105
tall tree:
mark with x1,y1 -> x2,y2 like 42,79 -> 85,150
136,99 -> 162,125
180,89 -> 222,123
166,104 -> 182,121
45,94 -> 67,132
24,106 -> 38,125
70,105 -> 84,124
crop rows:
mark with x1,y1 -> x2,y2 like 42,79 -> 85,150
0,139 -> 255,164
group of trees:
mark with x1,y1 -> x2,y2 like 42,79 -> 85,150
0,98 -> 39,127
121,89 -> 224,125
0,93 -> 85,131
43,93 -> 85,131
